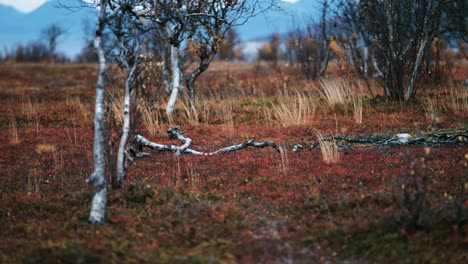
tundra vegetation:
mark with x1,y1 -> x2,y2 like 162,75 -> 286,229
0,0 -> 467,262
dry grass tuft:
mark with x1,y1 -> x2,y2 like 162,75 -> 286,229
184,161 -> 203,189
443,83 -> 468,115
317,78 -> 365,124
21,97 -> 39,122
138,100 -> 163,136
66,96 -> 92,123
217,101 -> 235,140
317,79 -> 350,107
315,130 -> 340,164
180,98 -> 212,126
35,144 -> 57,155
266,92 -> 316,127
21,97 -> 41,129
424,97 -> 440,121
351,86 -> 364,124
110,95 -> 124,127
278,148 -> 289,173
9,119 -> 20,145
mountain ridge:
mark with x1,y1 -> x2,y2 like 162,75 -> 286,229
0,0 -> 95,58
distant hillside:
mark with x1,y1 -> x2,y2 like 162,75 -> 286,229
0,0 -> 96,58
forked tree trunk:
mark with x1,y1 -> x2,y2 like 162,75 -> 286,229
87,0 -> 108,225
166,44 -> 182,115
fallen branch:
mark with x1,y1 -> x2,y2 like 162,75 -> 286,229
129,126 -> 283,159
128,126 -> 468,160
292,131 -> 468,152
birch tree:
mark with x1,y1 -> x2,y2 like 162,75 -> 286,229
108,0 -> 280,188
83,0 -> 280,221
86,0 -> 108,225
89,0 -> 278,115
108,3 -> 143,188
143,0 -> 279,113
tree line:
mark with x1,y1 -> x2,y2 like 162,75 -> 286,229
257,0 -> 466,101
1,24 -> 70,63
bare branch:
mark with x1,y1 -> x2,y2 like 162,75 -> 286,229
131,126 -> 283,158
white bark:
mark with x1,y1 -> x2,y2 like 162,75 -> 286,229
116,86 -> 131,187
116,57 -> 138,187
166,44 -> 182,115
404,38 -> 430,101
87,0 -> 108,225
131,126 -> 283,157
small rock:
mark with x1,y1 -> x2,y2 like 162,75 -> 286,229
396,133 -> 412,143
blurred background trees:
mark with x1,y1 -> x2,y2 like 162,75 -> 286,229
333,0 -> 467,101
286,0 -> 331,79
0,0 -> 465,103
1,23 -> 67,63
41,23 -> 66,64
258,33 -> 282,68
217,29 -> 243,61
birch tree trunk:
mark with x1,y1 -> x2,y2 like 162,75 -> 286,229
404,38 -> 430,101
186,57 -> 211,108
166,44 -> 182,115
318,0 -> 330,77
115,61 -> 137,187
87,0 -> 108,224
